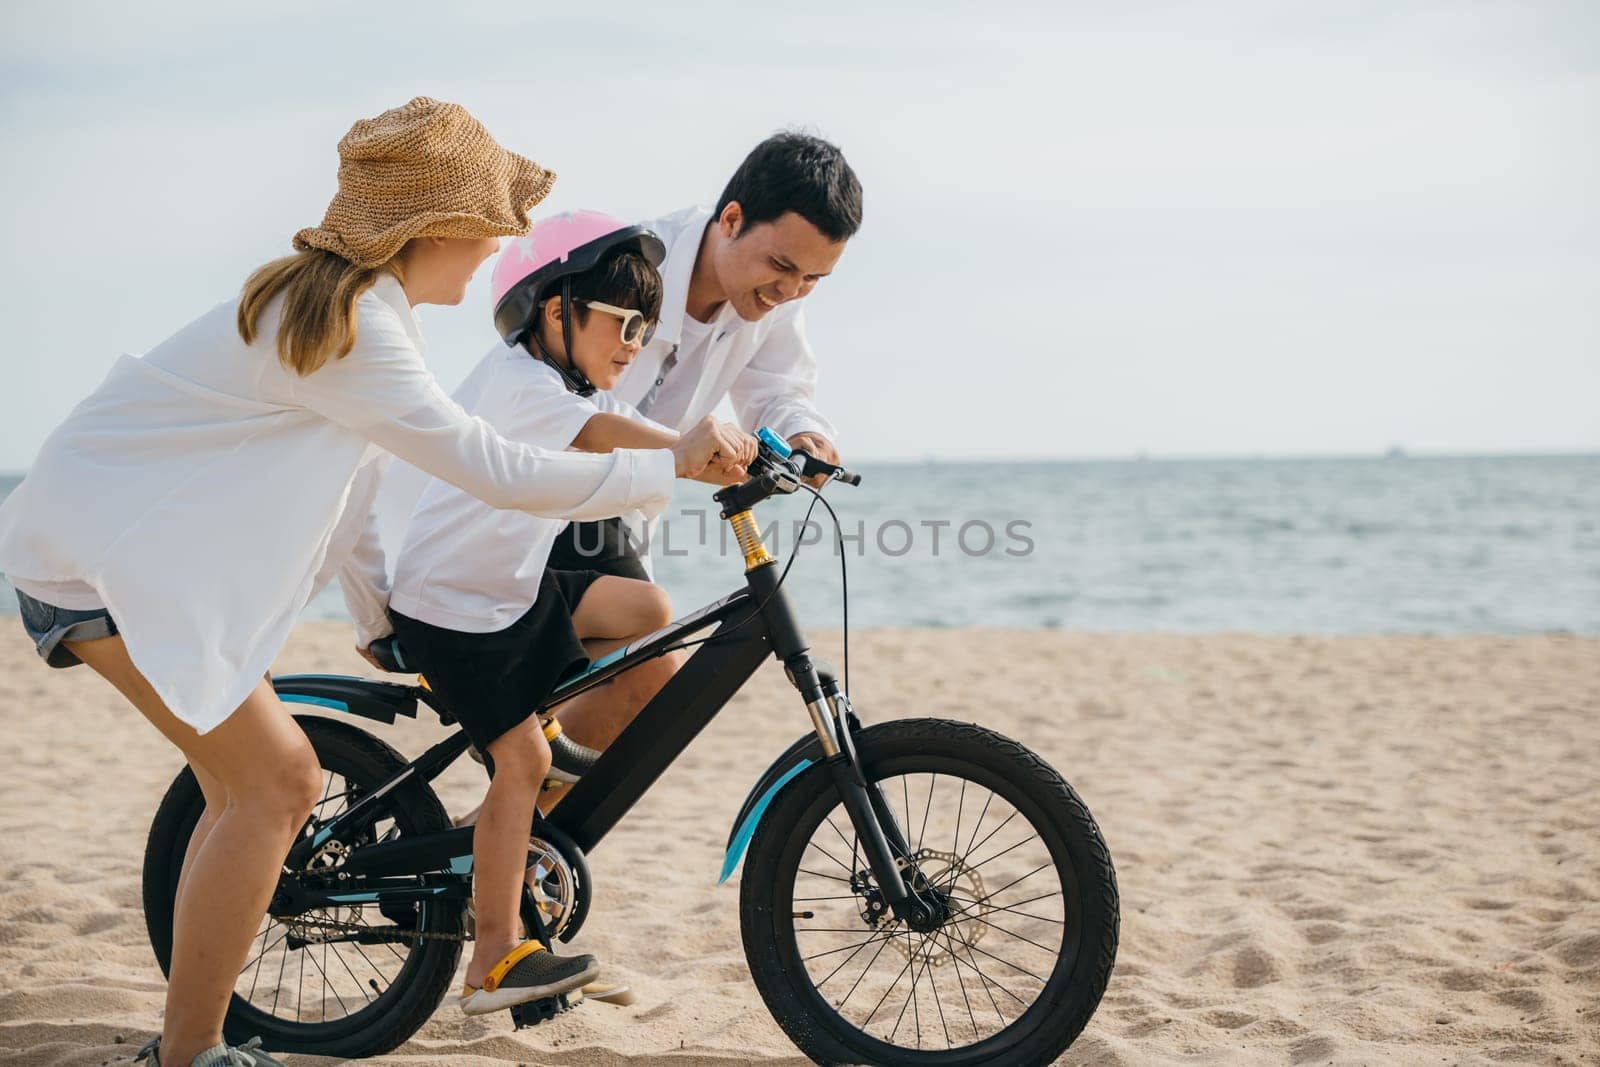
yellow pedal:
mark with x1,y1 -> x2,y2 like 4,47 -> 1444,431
580,981 -> 635,1006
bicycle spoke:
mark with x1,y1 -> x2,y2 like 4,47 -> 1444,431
798,866 -> 853,884
938,924 -> 1015,1023
951,886 -> 1063,915
948,891 -> 1065,926
801,924 -> 900,964
949,907 -> 1061,957
963,790 -> 995,859
943,920 -> 982,1041
952,777 -> 967,865
888,926 -> 928,1044
243,921 -> 288,985
925,938 -> 953,1048
269,921 -> 292,1016
301,938 -> 351,1017
859,948 -> 917,1029
977,860 -> 1053,903
948,929 -> 1049,985
958,808 -> 1019,871
824,815 -> 856,855
915,773 -> 936,854
805,839 -> 853,874
963,829 -> 1041,877
901,775 -> 912,849
835,922 -> 898,1013
814,923 -> 901,986
326,937 -> 377,1005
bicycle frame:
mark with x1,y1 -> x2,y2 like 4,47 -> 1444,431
277,446 -> 943,930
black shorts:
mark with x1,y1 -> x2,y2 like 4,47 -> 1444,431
548,517 -> 649,582
387,568 -> 603,753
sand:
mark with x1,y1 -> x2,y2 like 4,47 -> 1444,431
0,623 -> 1595,1066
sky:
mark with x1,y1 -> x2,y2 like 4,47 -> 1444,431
1,0 -> 1596,468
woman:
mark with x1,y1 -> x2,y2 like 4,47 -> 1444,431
0,98 -> 727,1067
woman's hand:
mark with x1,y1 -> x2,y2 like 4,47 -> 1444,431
357,645 -> 384,670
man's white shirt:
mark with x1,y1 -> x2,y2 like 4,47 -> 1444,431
611,204 -> 837,443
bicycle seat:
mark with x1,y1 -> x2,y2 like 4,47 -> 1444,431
368,634 -> 415,674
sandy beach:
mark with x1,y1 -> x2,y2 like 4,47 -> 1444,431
0,622 -> 1595,1065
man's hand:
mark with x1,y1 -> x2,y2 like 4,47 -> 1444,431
788,432 -> 840,487
357,645 -> 383,670
673,416 -> 757,479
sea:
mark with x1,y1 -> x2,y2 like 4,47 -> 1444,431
2,454 -> 1597,635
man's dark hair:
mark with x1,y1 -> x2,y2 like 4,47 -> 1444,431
715,131 -> 862,242
542,247 -> 664,328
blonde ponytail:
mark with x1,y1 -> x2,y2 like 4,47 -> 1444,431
237,249 -> 403,376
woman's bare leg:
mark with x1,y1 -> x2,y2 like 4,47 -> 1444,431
66,634 -> 322,1067
174,762 -> 226,926
465,717 -> 548,987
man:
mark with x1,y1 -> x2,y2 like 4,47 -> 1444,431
547,131 -> 862,579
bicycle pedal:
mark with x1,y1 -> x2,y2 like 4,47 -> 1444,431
581,981 -> 635,1006
509,991 -> 573,1029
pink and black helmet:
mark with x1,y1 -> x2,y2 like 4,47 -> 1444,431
491,209 -> 667,346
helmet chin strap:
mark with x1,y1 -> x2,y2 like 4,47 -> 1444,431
530,278 -> 597,397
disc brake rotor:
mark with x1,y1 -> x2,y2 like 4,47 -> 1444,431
888,848 -> 990,967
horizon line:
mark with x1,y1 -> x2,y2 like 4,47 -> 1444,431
2,446 -> 1598,479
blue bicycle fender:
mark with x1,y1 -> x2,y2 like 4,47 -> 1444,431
718,758 -> 814,884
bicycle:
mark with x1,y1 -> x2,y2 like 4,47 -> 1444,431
141,429 -> 1119,1065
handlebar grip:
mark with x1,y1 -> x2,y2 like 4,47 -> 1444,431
791,448 -> 863,486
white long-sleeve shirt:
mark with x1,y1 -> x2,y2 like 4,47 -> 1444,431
611,205 -> 837,442
388,349 -> 669,633
0,274 -> 674,733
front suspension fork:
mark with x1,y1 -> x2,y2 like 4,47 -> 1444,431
805,676 -> 941,930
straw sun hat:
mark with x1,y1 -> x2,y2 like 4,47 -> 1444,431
293,97 -> 555,269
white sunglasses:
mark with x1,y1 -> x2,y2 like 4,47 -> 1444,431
576,300 -> 657,347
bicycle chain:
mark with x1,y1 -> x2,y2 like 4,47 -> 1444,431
279,912 -> 470,945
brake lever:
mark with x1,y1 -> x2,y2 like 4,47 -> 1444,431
791,448 -> 863,486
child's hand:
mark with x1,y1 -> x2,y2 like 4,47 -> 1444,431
672,416 -> 736,478
718,428 -> 759,479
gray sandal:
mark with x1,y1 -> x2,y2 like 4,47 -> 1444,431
134,1034 -> 287,1067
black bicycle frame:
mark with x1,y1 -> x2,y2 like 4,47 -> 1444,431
281,551 -> 931,926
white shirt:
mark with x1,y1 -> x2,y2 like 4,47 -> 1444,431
0,275 -> 675,733
612,205 -> 837,442
388,349 -> 669,632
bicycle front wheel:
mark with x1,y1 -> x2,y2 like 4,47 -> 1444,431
740,718 -> 1118,1066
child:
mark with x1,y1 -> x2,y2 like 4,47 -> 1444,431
382,211 -> 757,1015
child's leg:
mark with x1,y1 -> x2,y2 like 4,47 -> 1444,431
558,577 -> 680,750
466,717 -> 550,988
569,575 -> 672,656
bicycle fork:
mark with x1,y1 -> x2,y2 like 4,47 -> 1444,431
732,508 -> 946,931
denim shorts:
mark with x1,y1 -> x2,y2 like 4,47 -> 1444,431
13,589 -> 118,668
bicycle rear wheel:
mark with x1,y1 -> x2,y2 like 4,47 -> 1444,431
740,718 -> 1118,1066
142,715 -> 463,1057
